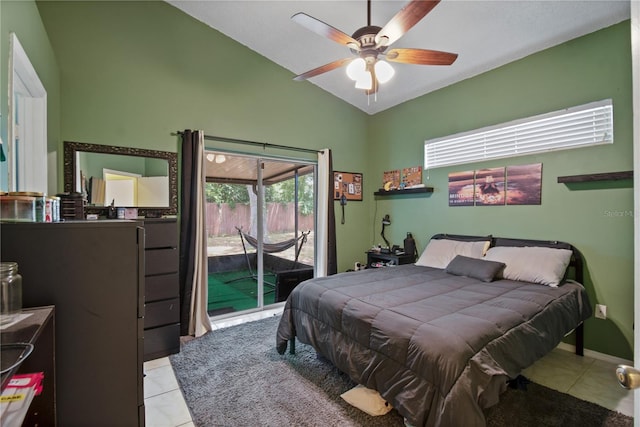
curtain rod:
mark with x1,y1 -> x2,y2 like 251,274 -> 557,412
173,131 -> 323,155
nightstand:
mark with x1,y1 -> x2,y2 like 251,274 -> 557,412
366,251 -> 416,268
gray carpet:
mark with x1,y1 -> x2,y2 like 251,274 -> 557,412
169,315 -> 633,427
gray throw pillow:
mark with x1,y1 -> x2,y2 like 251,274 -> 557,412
445,255 -> 506,282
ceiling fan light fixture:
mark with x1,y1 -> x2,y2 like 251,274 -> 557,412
375,60 -> 395,84
291,0 -> 457,95
354,71 -> 373,90
346,58 -> 366,81
206,152 -> 226,163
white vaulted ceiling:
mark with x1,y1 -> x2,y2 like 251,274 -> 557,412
167,0 -> 630,115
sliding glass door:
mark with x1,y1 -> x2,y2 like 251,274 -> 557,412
204,152 -> 315,318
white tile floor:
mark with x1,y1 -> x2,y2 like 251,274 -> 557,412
143,310 -> 634,426
144,357 -> 194,427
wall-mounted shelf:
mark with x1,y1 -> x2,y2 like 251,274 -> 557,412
374,187 -> 434,196
557,171 -> 633,183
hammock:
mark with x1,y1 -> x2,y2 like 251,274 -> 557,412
241,230 -> 308,254
225,227 -> 311,286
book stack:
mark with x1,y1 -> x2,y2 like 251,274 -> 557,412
0,372 -> 44,427
89,177 -> 106,205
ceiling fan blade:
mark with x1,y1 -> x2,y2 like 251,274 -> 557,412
386,48 -> 458,65
292,13 -> 360,49
293,58 -> 353,81
375,0 -> 440,47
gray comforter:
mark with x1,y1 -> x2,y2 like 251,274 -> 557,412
276,264 -> 592,427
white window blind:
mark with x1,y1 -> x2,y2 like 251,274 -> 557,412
424,99 -> 613,169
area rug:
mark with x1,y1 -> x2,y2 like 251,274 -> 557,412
169,315 -> 632,427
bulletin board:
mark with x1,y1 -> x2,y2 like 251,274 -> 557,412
333,171 -> 363,201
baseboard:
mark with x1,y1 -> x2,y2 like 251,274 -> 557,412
556,342 -> 633,365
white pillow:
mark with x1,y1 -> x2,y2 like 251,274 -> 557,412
415,239 -> 490,269
484,246 -> 573,287
340,385 -> 393,416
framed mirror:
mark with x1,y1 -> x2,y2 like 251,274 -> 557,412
63,141 -> 178,217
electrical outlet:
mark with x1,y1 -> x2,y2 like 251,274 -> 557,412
595,304 -> 607,320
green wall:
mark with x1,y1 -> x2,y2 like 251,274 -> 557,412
3,1 -> 634,359
367,22 -> 633,359
0,0 -> 60,195
34,0 -> 370,272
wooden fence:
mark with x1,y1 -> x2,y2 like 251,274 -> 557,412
206,202 -> 314,236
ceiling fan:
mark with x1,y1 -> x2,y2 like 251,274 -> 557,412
291,0 -> 458,94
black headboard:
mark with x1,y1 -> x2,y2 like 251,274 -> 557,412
431,233 -> 492,242
430,234 -> 584,284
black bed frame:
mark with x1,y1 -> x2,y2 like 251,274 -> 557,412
433,233 -> 585,356
286,234 -> 586,356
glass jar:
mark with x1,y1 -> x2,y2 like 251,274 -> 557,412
1,262 -> 23,324
9,191 -> 45,222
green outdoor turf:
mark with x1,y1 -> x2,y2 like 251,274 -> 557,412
208,270 -> 277,314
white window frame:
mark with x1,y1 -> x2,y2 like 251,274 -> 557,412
424,99 -> 613,169
8,33 -> 48,193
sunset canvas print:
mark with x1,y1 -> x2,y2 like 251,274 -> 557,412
475,167 -> 505,206
448,170 -> 475,206
506,163 -> 542,205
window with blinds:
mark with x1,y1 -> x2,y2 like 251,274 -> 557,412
424,99 -> 613,169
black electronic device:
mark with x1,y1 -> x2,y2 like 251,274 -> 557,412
106,199 -> 117,219
404,232 -> 417,258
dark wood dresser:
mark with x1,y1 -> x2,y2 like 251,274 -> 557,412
142,218 -> 180,361
1,221 -> 145,426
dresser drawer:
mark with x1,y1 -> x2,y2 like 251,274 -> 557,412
145,248 -> 178,276
145,298 -> 180,329
144,324 -> 180,361
144,220 -> 178,249
146,273 -> 178,302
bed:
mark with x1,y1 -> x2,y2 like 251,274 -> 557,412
276,234 -> 592,427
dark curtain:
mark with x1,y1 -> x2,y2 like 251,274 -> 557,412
326,150 -> 337,275
178,129 -> 198,335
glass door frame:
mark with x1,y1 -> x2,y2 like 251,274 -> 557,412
256,157 -> 265,309
204,149 -> 317,319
